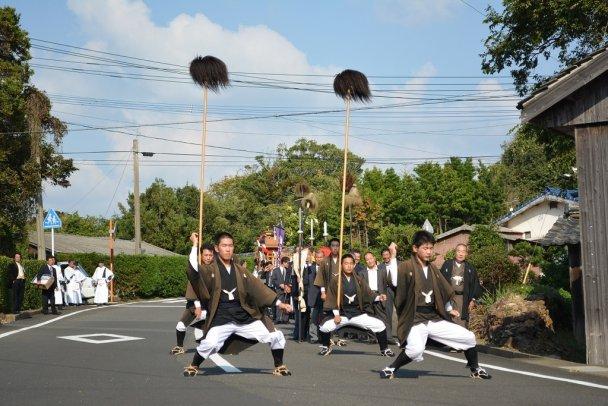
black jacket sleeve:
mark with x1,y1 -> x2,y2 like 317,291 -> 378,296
468,263 -> 482,300
7,263 -> 18,287
439,260 -> 452,282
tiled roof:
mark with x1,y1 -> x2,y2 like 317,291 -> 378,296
28,231 -> 179,256
537,217 -> 580,246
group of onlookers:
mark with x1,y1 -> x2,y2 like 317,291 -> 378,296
4,254 -> 114,316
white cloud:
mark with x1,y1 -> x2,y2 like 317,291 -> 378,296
34,0 -> 517,216
374,0 -> 459,26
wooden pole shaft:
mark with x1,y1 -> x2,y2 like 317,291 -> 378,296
522,262 -> 532,284
337,96 -> 351,308
198,87 -> 208,263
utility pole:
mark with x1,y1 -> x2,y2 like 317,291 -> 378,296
109,219 -> 116,302
29,105 -> 45,260
132,139 -> 142,254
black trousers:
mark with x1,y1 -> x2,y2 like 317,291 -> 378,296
10,279 -> 25,313
385,288 -> 395,337
293,303 -> 310,340
41,289 -> 57,314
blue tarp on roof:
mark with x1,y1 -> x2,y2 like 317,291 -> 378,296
544,187 -> 579,202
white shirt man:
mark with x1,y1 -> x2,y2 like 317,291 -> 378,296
366,265 -> 379,292
92,264 -> 114,305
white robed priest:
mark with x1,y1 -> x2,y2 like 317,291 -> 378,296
92,262 -> 114,305
64,260 -> 84,305
53,263 -> 66,307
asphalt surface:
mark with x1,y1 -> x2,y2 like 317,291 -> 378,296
1,299 -> 607,406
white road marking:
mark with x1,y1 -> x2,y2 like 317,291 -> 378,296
58,333 -> 145,344
424,350 -> 608,391
0,298 -> 239,374
209,353 -> 241,373
162,298 -> 185,304
0,306 -> 104,339
118,305 -> 184,308
0,298 -> 169,339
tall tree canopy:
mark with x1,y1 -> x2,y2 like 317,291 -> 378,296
481,0 -> 608,95
101,140 -> 506,254
495,124 -> 577,207
0,7 -> 75,255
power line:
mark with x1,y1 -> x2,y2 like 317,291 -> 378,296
30,37 -> 509,78
104,152 -> 130,217
458,0 -> 485,15
67,152 -> 131,211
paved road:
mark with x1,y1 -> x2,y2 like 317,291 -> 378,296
1,299 -> 607,406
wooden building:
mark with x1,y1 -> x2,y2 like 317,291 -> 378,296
517,47 -> 608,366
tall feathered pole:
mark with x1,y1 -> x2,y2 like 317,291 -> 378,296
333,69 -> 371,307
189,56 -> 230,263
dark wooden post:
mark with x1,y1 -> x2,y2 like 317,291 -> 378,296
574,124 -> 608,365
567,243 -> 585,343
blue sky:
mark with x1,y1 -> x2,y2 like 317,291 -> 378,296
3,0 -> 537,217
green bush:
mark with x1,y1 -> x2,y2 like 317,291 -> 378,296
469,225 -> 504,253
469,245 -> 521,290
59,252 -> 189,299
540,246 -> 570,291
3,254 -> 189,305
112,254 -> 187,299
377,223 -> 418,260
0,256 -> 45,312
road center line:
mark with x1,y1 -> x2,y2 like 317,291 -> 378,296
424,350 -> 608,391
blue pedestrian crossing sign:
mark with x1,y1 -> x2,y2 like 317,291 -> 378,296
43,209 -> 62,229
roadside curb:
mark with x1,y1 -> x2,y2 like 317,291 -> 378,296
477,344 -> 540,359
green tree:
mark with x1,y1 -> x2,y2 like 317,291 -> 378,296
118,180 -> 206,254
495,124 -> 576,206
0,7 -> 75,255
468,226 -> 520,290
57,212 -> 109,237
481,0 -> 608,95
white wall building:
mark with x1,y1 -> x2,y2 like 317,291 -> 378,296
496,189 -> 579,241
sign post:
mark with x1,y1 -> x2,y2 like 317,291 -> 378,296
42,209 -> 62,255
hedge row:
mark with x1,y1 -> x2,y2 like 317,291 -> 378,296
1,254 -> 190,311
54,253 -> 189,300
1,251 -> 262,312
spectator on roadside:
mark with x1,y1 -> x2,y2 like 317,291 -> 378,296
270,257 -> 292,324
6,253 -> 26,314
439,244 -> 481,328
351,249 -> 365,276
64,260 -> 83,306
92,262 -> 114,306
53,260 -> 66,310
35,255 -> 60,315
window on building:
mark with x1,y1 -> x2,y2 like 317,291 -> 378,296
549,201 -> 558,209
524,231 -> 532,239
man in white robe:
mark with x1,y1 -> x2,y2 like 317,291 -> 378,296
64,260 -> 84,305
53,260 -> 66,309
92,262 -> 114,305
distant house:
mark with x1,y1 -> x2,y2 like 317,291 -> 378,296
28,231 -> 179,257
433,224 -> 523,266
496,188 -> 579,241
